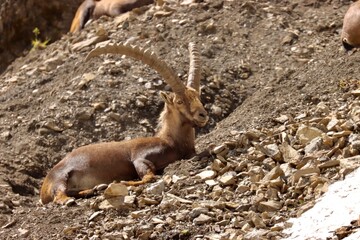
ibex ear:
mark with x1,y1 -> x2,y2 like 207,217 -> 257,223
160,91 -> 174,105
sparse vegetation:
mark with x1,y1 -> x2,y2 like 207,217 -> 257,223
338,78 -> 360,91
31,27 -> 50,50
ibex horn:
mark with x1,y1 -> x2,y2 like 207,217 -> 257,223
86,43 -> 186,94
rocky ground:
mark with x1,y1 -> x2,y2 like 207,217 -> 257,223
1,0 -> 360,239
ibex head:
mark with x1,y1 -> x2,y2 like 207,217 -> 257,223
86,42 -> 208,127
342,1 -> 360,50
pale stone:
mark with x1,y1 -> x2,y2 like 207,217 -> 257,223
124,195 -> 136,206
212,158 -> 225,171
218,171 -> 237,186
130,209 -> 150,219
304,137 -> 323,155
318,159 -> 340,169
236,184 -> 250,193
211,105 -> 222,116
257,200 -> 283,212
315,102 -> 330,115
275,114 -> 289,123
205,179 -> 218,187
104,183 -> 128,198
193,214 -> 212,225
296,125 -> 324,145
190,207 -> 209,218
145,180 -> 165,195
18,228 -> 30,238
279,141 -> 301,164
256,143 -> 282,161
249,212 -> 266,228
292,167 -> 320,184
327,118 -> 339,131
262,166 -> 284,182
213,144 -> 229,156
72,34 -> 108,51
196,170 -> 217,180
44,56 -> 64,70
89,211 -> 103,221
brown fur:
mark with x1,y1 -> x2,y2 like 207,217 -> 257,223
40,82 -> 207,205
70,0 -> 154,33
342,1 -> 360,50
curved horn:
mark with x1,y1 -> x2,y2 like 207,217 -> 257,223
85,43 -> 186,94
187,42 -> 201,92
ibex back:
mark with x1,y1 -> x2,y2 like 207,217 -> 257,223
40,42 -> 208,205
70,0 -> 154,33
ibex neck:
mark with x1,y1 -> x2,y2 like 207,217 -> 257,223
155,109 -> 196,158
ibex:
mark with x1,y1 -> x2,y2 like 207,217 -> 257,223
40,42 -> 209,205
70,0 -> 154,33
342,1 -> 360,50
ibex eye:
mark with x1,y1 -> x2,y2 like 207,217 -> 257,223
177,100 -> 183,104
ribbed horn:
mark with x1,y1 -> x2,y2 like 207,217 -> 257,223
187,42 -> 201,92
85,43 -> 186,94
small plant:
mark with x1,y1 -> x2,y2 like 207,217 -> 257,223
31,27 -> 50,50
338,78 -> 360,92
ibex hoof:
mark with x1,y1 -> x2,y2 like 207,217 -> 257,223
65,198 -> 76,206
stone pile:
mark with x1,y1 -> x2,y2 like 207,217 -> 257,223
54,93 -> 360,240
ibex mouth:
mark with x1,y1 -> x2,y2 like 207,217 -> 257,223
194,116 -> 209,127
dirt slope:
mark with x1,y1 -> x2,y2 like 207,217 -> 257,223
0,0 -> 359,239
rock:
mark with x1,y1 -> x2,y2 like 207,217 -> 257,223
211,105 -> 222,116
275,114 -> 289,123
205,179 -> 218,187
124,195 -> 136,206
218,171 -> 237,186
196,170 -> 217,180
138,197 -> 159,206
0,131 -> 11,141
145,180 -> 165,195
78,73 -> 96,88
212,144 -> 229,155
43,56 -> 64,71
89,211 -> 103,221
262,166 -> 284,182
326,118 -> 339,131
318,159 -> 340,169
248,166 -> 265,183
193,214 -> 212,225
340,155 -> 360,175
256,143 -> 282,162
130,209 -> 150,219
18,228 -> 30,238
190,207 -> 209,218
315,102 -> 330,115
304,137 -> 323,155
292,167 -> 320,185
257,200 -> 283,212
104,183 -> 128,198
212,158 -> 225,171
248,211 -> 266,228
279,142 -> 301,164
296,125 -> 324,145
72,34 -> 109,51
236,184 -> 250,193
